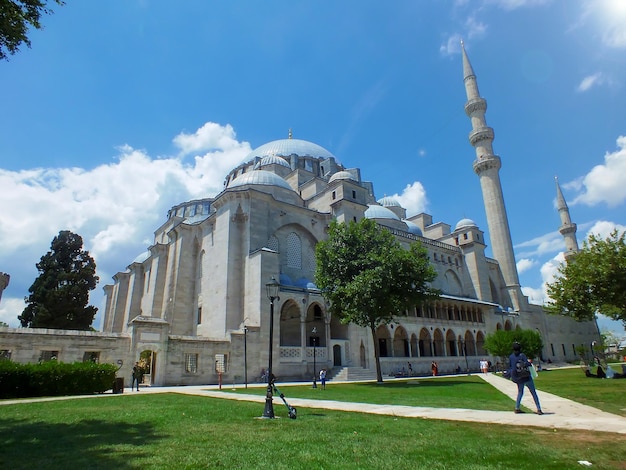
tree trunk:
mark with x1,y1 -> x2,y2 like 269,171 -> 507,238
370,323 -> 383,383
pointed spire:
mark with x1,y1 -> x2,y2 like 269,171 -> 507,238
461,40 -> 475,81
554,176 -> 579,259
555,176 -> 569,212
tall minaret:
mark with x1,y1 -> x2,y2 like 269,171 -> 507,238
462,43 -> 523,311
555,177 -> 579,260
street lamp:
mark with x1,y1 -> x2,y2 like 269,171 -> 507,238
459,336 -> 470,374
243,325 -> 248,389
312,327 -> 318,389
262,277 -> 280,419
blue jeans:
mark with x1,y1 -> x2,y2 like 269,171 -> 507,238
516,378 -> 541,410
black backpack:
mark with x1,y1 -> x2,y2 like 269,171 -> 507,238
515,358 -> 531,379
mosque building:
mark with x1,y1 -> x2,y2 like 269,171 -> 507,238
0,47 -> 598,385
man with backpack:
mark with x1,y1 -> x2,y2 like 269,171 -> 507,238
508,342 -> 543,415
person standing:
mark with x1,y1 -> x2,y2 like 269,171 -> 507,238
132,362 -> 142,391
431,361 -> 438,376
319,369 -> 326,389
508,342 -> 543,415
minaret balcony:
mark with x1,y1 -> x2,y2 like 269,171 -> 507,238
464,98 -> 487,117
559,223 -> 577,235
469,127 -> 494,146
473,154 -> 501,174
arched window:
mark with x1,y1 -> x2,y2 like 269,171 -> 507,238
267,235 -> 279,252
286,232 -> 302,268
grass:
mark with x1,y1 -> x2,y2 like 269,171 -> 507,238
230,375 -> 516,411
2,393 -> 625,470
533,366 -> 626,417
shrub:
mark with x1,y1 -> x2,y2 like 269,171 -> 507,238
0,361 -> 117,399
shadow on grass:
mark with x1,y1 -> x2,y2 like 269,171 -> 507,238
0,418 -> 162,470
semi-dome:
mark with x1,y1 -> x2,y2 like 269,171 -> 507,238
364,204 -> 400,221
328,171 -> 356,183
255,155 -> 291,169
403,219 -> 423,236
131,251 -> 151,264
455,218 -> 478,230
227,170 -> 293,191
378,196 -> 401,207
247,138 -> 336,161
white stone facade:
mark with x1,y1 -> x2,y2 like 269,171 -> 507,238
0,53 -> 598,386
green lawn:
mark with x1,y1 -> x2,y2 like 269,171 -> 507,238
533,366 -> 626,417
233,370 -> 626,417
1,393 -> 624,470
231,375 -> 516,411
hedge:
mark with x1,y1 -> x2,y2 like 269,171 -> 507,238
0,361 -> 118,399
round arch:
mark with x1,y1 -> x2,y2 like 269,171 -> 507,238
279,299 -> 301,346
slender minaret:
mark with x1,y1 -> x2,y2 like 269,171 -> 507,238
462,42 -> 523,311
555,177 -> 579,259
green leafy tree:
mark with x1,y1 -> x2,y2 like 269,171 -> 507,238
315,218 -> 439,383
19,230 -> 99,330
484,329 -> 543,366
0,0 -> 64,61
0,321 -> 8,327
546,230 -> 626,326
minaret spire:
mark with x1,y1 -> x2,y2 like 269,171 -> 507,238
462,43 -> 524,311
555,176 -> 579,260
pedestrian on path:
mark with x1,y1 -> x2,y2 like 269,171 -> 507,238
508,342 -> 543,415
319,369 -> 326,389
132,362 -> 143,391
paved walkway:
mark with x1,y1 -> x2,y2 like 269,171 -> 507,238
2,373 -> 625,434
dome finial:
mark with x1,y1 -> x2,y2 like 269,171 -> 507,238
288,128 -> 293,139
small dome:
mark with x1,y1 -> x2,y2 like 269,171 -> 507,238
364,204 -> 400,221
455,218 -> 478,230
328,171 -> 356,183
247,138 -> 336,161
403,219 -> 423,236
227,170 -> 293,191
295,277 -> 317,289
279,273 -> 293,286
255,155 -> 291,169
132,251 -> 151,264
378,196 -> 401,207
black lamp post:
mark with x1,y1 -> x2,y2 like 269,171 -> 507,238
243,325 -> 248,389
312,327 -> 318,389
461,338 -> 470,374
262,277 -> 280,419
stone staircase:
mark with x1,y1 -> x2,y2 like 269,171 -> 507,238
330,366 -> 377,382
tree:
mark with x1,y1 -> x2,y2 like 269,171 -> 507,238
484,329 -> 543,365
0,0 -> 64,61
315,218 -> 439,383
19,230 -> 99,330
546,230 -> 626,326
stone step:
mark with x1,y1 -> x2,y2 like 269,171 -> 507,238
330,366 -> 377,382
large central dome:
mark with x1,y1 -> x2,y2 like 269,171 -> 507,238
247,138 -> 336,161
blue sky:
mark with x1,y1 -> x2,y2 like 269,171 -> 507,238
1,0 -> 625,337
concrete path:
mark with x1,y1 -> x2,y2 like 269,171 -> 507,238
3,373 -> 625,434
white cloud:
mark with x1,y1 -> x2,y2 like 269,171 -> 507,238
465,16 -> 487,39
390,181 -> 429,217
572,135 -> 626,207
173,122 -> 245,156
585,220 -> 626,239
577,73 -> 605,92
440,34 -> 463,56
516,258 -> 536,274
0,298 -> 25,327
514,230 -> 564,258
485,0 -> 551,10
522,252 -> 564,305
0,122 -> 251,328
